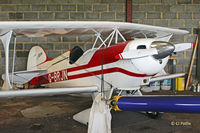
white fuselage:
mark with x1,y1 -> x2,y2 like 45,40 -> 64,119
30,39 -> 169,91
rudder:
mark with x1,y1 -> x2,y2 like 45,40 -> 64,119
27,46 -> 50,70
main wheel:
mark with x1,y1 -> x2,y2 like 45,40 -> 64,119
146,112 -> 162,119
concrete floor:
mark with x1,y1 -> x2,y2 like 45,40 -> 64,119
0,92 -> 200,133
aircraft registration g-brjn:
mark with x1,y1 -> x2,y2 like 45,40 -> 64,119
0,21 -> 200,133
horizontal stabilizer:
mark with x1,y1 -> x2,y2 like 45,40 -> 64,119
2,69 -> 47,85
150,73 -> 185,82
115,48 -> 158,59
174,43 -> 195,52
0,86 -> 98,98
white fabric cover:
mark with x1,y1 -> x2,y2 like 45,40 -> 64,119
88,94 -> 111,133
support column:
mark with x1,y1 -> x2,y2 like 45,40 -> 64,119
126,0 -> 132,41
126,0 -> 132,23
196,29 -> 200,82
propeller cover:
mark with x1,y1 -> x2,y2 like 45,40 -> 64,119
151,41 -> 175,59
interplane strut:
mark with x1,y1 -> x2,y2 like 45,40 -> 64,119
0,31 -> 13,90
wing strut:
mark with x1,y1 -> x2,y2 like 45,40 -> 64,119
92,28 -> 126,49
0,31 -> 13,90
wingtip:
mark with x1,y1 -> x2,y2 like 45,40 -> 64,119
192,42 -> 196,48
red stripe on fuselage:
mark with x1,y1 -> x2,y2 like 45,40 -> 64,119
32,67 -> 151,85
68,67 -> 150,80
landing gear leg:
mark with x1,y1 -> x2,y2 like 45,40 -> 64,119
132,89 -> 142,96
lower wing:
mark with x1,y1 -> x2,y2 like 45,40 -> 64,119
0,86 -> 98,98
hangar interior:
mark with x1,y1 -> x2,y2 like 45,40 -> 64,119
0,0 -> 200,133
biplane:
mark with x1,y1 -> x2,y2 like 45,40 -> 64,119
0,21 -> 199,133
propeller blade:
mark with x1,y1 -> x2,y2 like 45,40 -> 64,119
174,43 -> 196,52
115,48 -> 158,59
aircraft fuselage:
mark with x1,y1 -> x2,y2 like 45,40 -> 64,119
30,39 -> 169,90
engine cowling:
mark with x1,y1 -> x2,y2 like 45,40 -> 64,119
128,39 -> 170,75
115,39 -> 194,75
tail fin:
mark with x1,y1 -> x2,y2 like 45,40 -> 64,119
27,46 -> 50,70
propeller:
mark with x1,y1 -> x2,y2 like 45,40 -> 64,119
115,41 -> 195,60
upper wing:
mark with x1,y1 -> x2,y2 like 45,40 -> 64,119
0,21 -> 189,38
0,86 -> 98,98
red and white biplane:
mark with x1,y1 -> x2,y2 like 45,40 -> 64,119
0,21 -> 196,133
